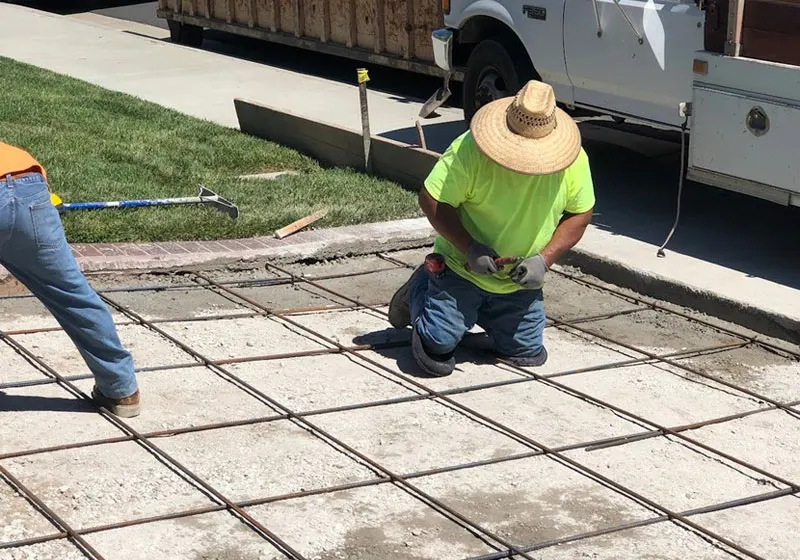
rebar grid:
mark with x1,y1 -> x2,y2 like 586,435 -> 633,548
0,255 -> 797,560
194,267 -> 796,560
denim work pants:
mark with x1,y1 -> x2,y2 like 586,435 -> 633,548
409,267 -> 546,357
0,173 -> 137,399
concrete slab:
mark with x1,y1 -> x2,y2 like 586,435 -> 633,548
72,366 -> 274,433
450,380 -> 645,449
155,315 -> 331,361
1,441 -> 214,530
527,521 -> 741,559
106,286 -> 249,321
686,410 -> 800,484
557,362 -> 766,427
0,480 -> 55,544
360,348 -> 527,393
311,400 -> 531,474
229,354 -> 420,413
155,421 -> 376,502
694,494 -> 800,560
0,343 -> 51,386
230,283 -> 351,311
12,324 -> 192,375
85,510 -> 285,560
0,294 -> 125,332
574,309 -> 742,355
678,345 -> 800,403
0,541 -> 87,560
290,308 -> 401,347
411,455 -> 655,546
563,437 -> 787,512
0,384 -> 120,456
1,253 -> 798,557
246,484 -> 498,559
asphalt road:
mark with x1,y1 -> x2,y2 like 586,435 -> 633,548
4,0 -> 799,290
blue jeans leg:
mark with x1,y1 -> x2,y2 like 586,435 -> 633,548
479,289 -> 546,358
409,270 -> 482,355
0,176 -> 138,399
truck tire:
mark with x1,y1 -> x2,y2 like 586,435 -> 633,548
463,38 -> 534,124
167,20 -> 204,48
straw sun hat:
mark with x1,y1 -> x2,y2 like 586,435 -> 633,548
470,80 -> 581,175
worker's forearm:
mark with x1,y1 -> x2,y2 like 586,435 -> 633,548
419,191 -> 473,254
540,211 -> 592,267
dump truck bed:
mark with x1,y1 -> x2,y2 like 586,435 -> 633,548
157,0 -> 446,76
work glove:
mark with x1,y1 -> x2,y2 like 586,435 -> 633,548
510,255 -> 549,289
466,241 -> 499,275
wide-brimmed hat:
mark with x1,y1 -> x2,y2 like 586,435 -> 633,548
470,80 -> 581,175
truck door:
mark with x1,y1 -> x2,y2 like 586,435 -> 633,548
563,0 -> 704,126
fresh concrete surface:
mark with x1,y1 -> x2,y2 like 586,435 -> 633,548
1,250 -> 798,559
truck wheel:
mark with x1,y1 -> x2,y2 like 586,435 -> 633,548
463,38 -> 534,123
167,20 -> 204,48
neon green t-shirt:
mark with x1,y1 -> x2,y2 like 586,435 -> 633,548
424,131 -> 595,294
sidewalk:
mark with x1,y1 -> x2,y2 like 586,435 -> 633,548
0,4 -> 797,342
0,4 -> 463,150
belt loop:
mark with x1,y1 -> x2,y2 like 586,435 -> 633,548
4,174 -> 12,188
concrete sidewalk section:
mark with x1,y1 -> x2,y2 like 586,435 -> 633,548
0,4 -> 462,146
1,251 -> 799,559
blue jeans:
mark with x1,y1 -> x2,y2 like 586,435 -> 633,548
0,173 -> 137,399
409,268 -> 546,357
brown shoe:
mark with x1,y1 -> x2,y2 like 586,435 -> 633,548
91,386 -> 141,418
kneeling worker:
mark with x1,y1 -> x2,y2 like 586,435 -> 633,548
0,141 -> 140,417
389,81 -> 595,376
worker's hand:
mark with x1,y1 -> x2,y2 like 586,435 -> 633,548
466,241 -> 500,275
510,255 -> 549,289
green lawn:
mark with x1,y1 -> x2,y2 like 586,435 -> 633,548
0,57 -> 420,243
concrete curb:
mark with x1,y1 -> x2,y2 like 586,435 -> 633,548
74,218 -> 436,272
563,248 -> 800,345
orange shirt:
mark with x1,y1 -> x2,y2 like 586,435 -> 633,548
0,142 -> 47,180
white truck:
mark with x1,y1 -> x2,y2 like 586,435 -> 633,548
429,0 -> 800,206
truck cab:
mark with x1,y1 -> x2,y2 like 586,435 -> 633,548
432,0 -> 800,206
435,0 -> 705,126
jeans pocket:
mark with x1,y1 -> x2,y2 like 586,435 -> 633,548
30,201 -> 66,251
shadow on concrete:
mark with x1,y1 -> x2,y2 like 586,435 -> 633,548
381,120 -> 468,155
352,331 -> 498,378
582,139 -> 800,290
0,391 -> 95,413
4,0 -> 152,15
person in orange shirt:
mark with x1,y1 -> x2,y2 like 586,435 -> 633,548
0,142 -> 140,417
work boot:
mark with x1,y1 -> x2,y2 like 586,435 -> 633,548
91,386 -> 141,418
503,347 -> 548,368
412,326 -> 455,377
388,265 -> 424,329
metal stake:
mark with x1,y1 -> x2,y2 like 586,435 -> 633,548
357,68 -> 372,173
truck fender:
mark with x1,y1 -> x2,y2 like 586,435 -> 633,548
456,0 -> 516,32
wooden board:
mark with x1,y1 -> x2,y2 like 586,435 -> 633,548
329,0 -> 352,45
303,0 -> 325,40
705,0 -> 800,66
255,0 -> 276,29
355,0 -> 377,51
